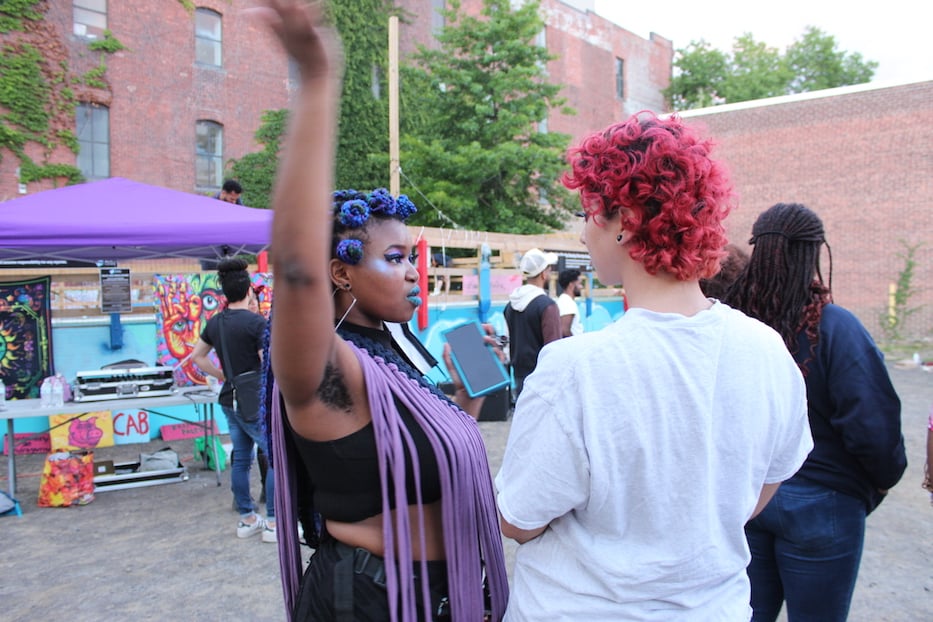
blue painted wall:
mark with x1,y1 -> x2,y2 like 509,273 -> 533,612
4,298 -> 623,443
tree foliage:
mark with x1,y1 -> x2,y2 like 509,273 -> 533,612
664,27 -> 878,111
227,109 -> 288,209
399,0 -> 575,233
225,0 -> 574,231
330,0 -> 392,190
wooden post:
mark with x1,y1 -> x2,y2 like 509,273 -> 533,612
389,16 -> 400,196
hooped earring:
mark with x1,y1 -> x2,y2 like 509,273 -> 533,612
335,293 -> 357,332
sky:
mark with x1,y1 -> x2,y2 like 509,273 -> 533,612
592,0 -> 933,85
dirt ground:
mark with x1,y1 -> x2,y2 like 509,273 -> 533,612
1,364 -> 931,621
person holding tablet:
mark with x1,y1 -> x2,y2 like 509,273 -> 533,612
255,2 -> 507,620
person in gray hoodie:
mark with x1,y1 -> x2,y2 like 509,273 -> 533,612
504,248 -> 561,398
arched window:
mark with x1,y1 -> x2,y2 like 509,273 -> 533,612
196,120 -> 223,190
76,103 -> 110,180
195,8 -> 222,67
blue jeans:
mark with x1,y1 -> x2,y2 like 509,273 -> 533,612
222,405 -> 274,519
746,478 -> 866,622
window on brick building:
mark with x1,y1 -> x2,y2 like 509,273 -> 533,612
73,0 -> 107,39
196,121 -> 224,190
195,8 -> 222,67
615,57 -> 625,99
76,103 -> 110,180
431,0 -> 445,37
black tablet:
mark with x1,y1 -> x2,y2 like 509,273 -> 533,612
443,322 -> 511,398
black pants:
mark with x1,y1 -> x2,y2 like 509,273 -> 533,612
293,537 -> 449,621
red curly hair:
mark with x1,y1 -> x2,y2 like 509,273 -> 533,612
562,112 -> 735,280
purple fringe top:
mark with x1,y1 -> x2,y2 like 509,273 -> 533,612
273,342 -> 508,621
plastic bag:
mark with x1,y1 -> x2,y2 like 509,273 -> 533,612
37,450 -> 95,507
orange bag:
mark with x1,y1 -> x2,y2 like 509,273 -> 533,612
37,450 -> 95,507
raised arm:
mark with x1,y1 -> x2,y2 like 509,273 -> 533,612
257,1 -> 344,407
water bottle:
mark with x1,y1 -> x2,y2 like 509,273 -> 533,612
51,375 -> 64,407
40,377 -> 52,407
56,373 -> 71,402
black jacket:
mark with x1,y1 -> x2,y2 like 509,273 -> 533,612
792,304 -> 907,513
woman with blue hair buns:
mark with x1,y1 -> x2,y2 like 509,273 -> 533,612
254,1 -> 507,620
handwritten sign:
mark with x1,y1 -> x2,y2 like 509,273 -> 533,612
462,273 -> 522,296
3,432 -> 51,455
113,409 -> 150,444
161,420 -> 218,441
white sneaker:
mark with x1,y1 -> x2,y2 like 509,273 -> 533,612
236,514 -> 265,539
262,519 -> 277,543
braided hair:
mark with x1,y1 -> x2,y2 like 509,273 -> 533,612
724,203 -> 832,372
336,325 -> 456,407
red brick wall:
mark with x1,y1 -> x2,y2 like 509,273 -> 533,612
682,81 -> 933,341
0,0 -> 290,199
395,0 -> 673,142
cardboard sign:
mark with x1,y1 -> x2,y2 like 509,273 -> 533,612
112,409 -> 151,444
3,432 -> 52,456
160,420 -> 218,441
48,412 -> 115,451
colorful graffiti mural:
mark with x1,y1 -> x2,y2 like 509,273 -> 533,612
154,273 -> 272,386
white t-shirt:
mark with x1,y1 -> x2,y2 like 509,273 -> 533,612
495,302 -> 812,622
556,293 -> 583,336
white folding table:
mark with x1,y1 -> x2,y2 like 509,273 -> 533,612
1,388 -> 221,497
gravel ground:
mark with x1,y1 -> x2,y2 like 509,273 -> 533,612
1,364 -> 930,621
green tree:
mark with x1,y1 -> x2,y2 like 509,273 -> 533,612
399,0 -> 575,233
664,27 -> 877,111
720,33 -> 792,102
785,26 -> 877,93
664,40 -> 728,110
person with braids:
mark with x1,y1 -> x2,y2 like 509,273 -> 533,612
724,202 -> 907,622
253,2 -> 507,620
192,257 -> 275,542
495,113 -> 813,621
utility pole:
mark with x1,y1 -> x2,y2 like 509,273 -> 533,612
389,15 -> 400,196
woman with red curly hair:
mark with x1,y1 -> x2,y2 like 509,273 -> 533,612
496,113 -> 814,620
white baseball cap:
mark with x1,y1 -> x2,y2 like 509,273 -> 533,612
520,248 -> 559,277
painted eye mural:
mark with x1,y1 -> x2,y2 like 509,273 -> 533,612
153,273 -> 272,386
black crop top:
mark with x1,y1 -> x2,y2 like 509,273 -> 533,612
287,322 -> 443,523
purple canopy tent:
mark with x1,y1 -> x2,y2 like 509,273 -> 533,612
0,177 -> 272,263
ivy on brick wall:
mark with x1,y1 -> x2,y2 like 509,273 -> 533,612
0,1 -> 124,186
330,0 -> 393,191
226,0 -> 395,208
228,109 -> 288,210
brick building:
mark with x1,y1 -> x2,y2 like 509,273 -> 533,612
397,0 -> 673,138
4,3 -> 926,342
681,80 -> 933,341
0,0 -> 292,201
0,0 -> 671,200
